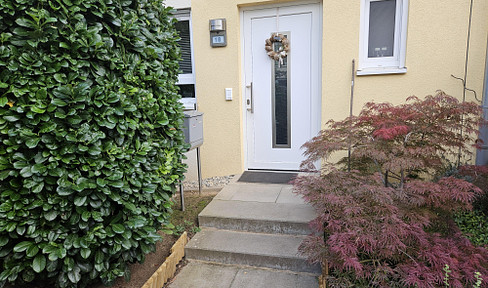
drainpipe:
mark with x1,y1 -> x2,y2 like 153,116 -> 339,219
454,0 -> 478,165
462,0 -> 474,105
476,37 -> 488,166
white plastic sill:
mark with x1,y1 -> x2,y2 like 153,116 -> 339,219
357,67 -> 407,76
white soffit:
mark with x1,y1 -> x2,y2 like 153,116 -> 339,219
165,0 -> 191,9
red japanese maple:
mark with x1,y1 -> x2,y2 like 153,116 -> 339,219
295,92 -> 488,287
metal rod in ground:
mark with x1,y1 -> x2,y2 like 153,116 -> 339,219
179,183 -> 185,212
348,59 -> 355,172
197,147 -> 202,195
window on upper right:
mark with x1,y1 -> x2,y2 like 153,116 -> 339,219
358,0 -> 409,75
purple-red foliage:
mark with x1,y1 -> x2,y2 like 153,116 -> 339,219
301,92 -> 483,175
295,92 -> 488,287
458,165 -> 488,195
457,165 -> 488,214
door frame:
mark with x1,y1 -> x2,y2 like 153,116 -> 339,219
240,0 -> 323,171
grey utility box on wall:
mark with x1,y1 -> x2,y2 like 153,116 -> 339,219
183,111 -> 203,149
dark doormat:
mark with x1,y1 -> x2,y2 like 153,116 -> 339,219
237,171 -> 298,184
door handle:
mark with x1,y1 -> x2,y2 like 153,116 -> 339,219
246,82 -> 254,113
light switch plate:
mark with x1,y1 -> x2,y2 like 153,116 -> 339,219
225,88 -> 232,101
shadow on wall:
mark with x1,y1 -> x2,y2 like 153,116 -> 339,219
183,149 -> 199,182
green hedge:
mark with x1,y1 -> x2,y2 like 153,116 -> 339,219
0,0 -> 186,287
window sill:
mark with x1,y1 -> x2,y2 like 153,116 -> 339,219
180,98 -> 197,110
356,67 -> 407,76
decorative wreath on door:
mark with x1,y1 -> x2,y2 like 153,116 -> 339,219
265,33 -> 289,63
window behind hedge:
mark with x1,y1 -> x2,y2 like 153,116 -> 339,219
173,8 -> 196,110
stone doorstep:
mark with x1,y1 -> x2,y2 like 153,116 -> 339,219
199,216 -> 311,235
198,199 -> 316,235
185,228 -> 321,274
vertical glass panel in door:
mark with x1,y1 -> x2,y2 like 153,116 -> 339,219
272,36 -> 290,148
368,0 -> 396,58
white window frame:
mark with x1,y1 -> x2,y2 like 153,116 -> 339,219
357,0 -> 408,75
174,9 -> 197,110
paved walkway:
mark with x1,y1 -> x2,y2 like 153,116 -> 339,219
167,261 -> 318,288
167,175 -> 320,288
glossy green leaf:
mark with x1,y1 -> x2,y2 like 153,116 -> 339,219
56,186 -> 74,196
16,225 -> 26,235
53,73 -> 66,83
4,115 -> 20,122
32,255 -> 46,273
81,211 -> 91,222
109,180 -> 124,188
80,248 -> 91,259
15,18 -> 36,28
51,99 -> 67,107
44,210 -> 57,221
111,224 -> 125,234
26,245 -> 39,257
67,266 -> 81,283
13,241 -> 32,253
59,42 -> 70,49
0,202 -> 12,213
46,259 -> 58,273
30,106 -> 46,114
25,138 -> 40,149
64,257 -> 75,270
32,182 -> 44,193
96,178 -> 106,187
0,236 -> 8,247
31,163 -> 46,174
74,195 -> 87,207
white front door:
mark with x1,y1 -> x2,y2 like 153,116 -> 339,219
243,3 -> 322,170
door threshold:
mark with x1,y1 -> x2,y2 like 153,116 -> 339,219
238,171 -> 299,184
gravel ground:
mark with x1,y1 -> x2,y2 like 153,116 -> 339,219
182,175 -> 236,191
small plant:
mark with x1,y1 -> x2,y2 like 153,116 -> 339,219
174,224 -> 186,236
162,218 -> 201,236
174,220 -> 200,236
295,92 -> 488,287
450,165 -> 488,246
444,264 -> 451,287
161,223 -> 177,235
455,210 -> 488,246
444,265 -> 483,288
474,272 -> 483,288
191,226 -> 202,234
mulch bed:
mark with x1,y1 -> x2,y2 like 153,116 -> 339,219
91,191 -> 217,288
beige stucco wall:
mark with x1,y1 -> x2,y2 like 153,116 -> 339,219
322,0 -> 488,121
189,0 -> 488,178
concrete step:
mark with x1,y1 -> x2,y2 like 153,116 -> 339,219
167,260 -> 318,288
198,191 -> 316,235
185,228 -> 321,274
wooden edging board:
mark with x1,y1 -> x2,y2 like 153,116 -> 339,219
319,260 -> 328,288
141,231 -> 189,288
